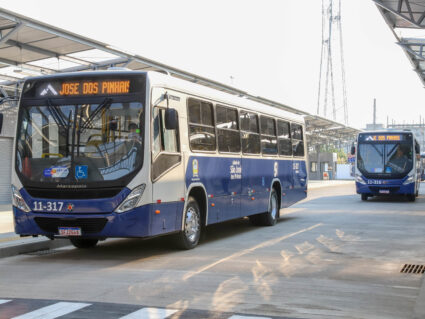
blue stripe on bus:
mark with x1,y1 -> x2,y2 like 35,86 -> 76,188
15,156 -> 307,238
185,156 -> 307,224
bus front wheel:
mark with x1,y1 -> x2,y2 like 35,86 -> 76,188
361,194 -> 368,201
407,194 -> 416,202
176,197 -> 201,249
70,238 -> 98,249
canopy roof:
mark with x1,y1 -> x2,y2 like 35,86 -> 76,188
374,0 -> 425,86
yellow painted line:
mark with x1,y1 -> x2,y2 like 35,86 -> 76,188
183,223 -> 323,280
0,236 -> 21,243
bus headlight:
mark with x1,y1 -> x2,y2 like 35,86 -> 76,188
11,185 -> 30,212
355,174 -> 366,184
403,171 -> 415,185
115,184 -> 146,213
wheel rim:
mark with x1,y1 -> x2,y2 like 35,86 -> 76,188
185,206 -> 200,243
269,192 -> 278,219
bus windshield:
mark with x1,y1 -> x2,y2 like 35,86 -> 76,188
15,100 -> 144,184
358,142 -> 413,177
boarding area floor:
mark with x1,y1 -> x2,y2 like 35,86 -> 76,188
0,180 -> 425,319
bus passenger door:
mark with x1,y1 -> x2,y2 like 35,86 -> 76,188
151,88 -> 185,236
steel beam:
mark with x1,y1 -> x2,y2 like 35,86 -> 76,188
0,23 -> 23,45
373,0 -> 425,28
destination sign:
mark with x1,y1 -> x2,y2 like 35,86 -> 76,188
22,75 -> 146,99
36,80 -> 130,97
367,135 -> 401,141
58,80 -> 130,96
359,134 -> 409,142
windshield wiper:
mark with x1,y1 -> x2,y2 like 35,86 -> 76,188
79,98 -> 112,133
46,98 -> 67,132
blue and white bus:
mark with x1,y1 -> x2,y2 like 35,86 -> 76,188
354,131 -> 421,201
2,71 -> 307,249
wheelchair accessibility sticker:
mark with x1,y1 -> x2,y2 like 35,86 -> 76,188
75,165 -> 88,179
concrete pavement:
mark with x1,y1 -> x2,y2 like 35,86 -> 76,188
3,180 -> 425,318
1,181 -> 425,318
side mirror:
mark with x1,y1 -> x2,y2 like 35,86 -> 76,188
415,144 -> 420,154
165,108 -> 178,130
351,145 -> 356,155
0,113 -> 3,134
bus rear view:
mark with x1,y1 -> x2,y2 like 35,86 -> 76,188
354,131 -> 420,201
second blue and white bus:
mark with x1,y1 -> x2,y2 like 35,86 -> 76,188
4,70 -> 307,249
354,131 -> 421,201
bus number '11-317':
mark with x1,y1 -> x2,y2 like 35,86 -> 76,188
33,201 -> 64,212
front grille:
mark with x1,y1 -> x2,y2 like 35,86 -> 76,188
34,217 -> 108,234
26,187 -> 123,199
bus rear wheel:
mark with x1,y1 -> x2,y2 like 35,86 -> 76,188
176,197 -> 201,250
70,238 -> 98,249
251,189 -> 278,226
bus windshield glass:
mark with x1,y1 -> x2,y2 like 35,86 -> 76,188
15,100 -> 144,184
358,142 -> 413,177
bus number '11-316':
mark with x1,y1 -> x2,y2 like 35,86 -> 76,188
33,201 -> 64,212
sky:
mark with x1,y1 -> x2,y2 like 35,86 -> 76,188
0,0 -> 424,129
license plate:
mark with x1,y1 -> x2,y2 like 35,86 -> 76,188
58,227 -> 81,236
379,189 -> 390,194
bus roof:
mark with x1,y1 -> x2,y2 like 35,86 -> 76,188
22,70 -> 305,124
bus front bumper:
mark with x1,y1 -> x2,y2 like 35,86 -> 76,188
13,201 -> 184,239
356,181 -> 415,196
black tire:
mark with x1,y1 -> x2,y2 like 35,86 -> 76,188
254,189 -> 279,226
408,194 -> 416,202
70,238 -> 98,249
416,189 -> 419,197
176,196 -> 201,250
361,194 -> 368,201
249,214 -> 261,226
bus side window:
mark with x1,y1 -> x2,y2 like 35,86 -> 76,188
260,116 -> 278,155
152,106 -> 181,180
188,98 -> 216,152
277,120 -> 292,156
216,105 -> 241,153
240,111 -> 260,154
291,123 -> 304,157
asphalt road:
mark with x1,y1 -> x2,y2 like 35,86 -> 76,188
1,182 -> 425,319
